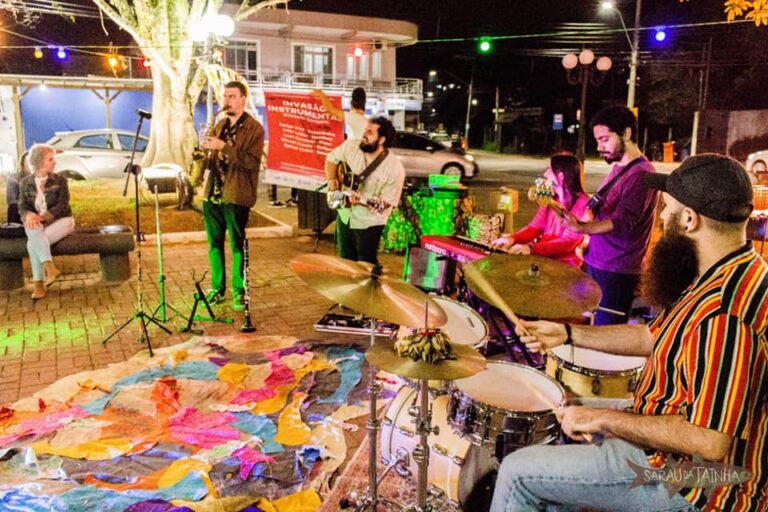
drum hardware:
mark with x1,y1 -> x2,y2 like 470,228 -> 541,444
314,306 -> 398,338
240,239 -> 256,333
179,270 -> 233,334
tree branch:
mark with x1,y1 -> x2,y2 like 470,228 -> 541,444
235,0 -> 292,22
91,0 -> 144,46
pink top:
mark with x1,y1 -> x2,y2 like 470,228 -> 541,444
511,193 -> 589,267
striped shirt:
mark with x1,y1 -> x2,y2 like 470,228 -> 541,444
633,243 -> 768,511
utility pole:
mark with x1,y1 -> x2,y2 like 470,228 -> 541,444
627,0 -> 642,109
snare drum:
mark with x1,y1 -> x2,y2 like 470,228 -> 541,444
447,362 -> 564,454
381,386 -> 497,509
546,345 -> 646,398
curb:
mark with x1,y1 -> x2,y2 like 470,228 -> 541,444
142,209 -> 293,244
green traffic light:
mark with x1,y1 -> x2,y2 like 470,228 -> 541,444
478,38 -> 492,54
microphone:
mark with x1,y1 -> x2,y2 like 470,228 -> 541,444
137,109 -> 152,119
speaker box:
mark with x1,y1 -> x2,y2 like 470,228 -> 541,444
298,189 -> 337,232
404,246 -> 454,294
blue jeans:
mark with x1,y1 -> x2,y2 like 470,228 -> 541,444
25,216 -> 75,281
491,437 -> 698,512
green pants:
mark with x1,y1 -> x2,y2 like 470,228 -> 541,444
203,201 -> 250,296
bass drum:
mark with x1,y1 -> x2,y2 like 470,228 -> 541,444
381,386 -> 498,510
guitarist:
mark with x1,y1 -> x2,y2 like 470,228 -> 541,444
564,105 -> 658,325
491,151 -> 589,267
325,117 -> 405,265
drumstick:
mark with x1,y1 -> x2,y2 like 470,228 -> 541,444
463,265 -> 532,337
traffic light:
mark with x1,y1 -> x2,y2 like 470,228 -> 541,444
478,37 -> 492,54
653,27 -> 668,44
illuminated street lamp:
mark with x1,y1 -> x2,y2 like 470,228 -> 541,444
601,0 -> 642,109
562,50 -> 612,161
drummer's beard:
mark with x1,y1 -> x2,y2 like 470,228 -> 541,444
641,212 -> 699,311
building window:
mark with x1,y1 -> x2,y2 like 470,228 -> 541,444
346,53 -> 369,81
294,45 -> 333,77
371,51 -> 382,79
225,41 -> 259,81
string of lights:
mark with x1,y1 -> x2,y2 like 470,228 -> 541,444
0,15 -> 760,67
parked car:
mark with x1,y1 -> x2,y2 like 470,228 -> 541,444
37,129 -> 183,194
46,129 -> 150,180
746,150 -> 768,183
391,131 -> 478,180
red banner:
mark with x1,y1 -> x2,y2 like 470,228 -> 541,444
263,92 -> 345,191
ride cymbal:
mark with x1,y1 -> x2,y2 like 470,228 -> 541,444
290,253 -> 447,328
465,254 -> 601,319
366,339 -> 486,381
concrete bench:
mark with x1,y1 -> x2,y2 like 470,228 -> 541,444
0,225 -> 135,291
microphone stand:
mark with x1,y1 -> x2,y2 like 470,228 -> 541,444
150,185 -> 187,323
102,110 -> 170,357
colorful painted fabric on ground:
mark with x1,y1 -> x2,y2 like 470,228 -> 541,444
0,336 -> 373,512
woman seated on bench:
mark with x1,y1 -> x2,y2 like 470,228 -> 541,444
18,144 -> 75,299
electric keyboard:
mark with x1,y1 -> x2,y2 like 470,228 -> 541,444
420,235 -> 505,263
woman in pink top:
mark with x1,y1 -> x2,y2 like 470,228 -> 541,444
492,152 -> 589,267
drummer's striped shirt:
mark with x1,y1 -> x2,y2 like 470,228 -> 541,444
632,242 -> 768,512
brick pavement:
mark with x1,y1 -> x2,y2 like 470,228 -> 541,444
0,226 -> 404,405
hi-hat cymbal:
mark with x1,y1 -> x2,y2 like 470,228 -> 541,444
465,254 -> 602,319
290,253 -> 447,328
366,339 -> 486,381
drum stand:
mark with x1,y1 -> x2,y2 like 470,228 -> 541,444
401,378 -> 438,512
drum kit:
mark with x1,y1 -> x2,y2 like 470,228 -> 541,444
290,252 -> 645,511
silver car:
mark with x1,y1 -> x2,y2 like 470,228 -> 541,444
46,129 -> 149,180
392,131 -> 478,180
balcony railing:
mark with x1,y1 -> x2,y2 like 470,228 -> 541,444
242,69 -> 422,96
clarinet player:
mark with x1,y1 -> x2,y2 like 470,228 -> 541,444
201,81 -> 264,311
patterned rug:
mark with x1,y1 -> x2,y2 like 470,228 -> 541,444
0,334 -> 380,512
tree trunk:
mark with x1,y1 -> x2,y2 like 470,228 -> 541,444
141,71 -> 197,170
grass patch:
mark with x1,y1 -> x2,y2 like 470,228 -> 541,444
1,177 -> 274,233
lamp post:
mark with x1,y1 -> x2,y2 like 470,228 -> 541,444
562,50 -> 612,161
601,0 -> 641,109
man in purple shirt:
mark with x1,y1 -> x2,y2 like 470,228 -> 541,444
567,105 -> 658,325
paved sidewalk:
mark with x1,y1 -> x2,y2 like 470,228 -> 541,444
0,230 -> 404,405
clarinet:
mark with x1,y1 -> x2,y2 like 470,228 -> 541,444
240,239 -> 256,333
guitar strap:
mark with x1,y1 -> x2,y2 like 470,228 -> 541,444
351,149 -> 389,191
585,156 -> 644,215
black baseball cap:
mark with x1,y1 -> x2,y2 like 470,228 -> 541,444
644,154 -> 754,223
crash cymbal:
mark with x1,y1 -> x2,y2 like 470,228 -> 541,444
290,253 -> 447,328
366,339 -> 486,381
465,254 -> 601,319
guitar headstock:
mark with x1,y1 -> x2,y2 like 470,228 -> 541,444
527,178 -> 567,217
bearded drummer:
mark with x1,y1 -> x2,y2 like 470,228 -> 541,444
491,150 -> 589,267
491,155 -> 768,512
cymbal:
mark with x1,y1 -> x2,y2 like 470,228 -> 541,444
290,253 -> 447,328
366,339 -> 487,380
465,254 -> 602,319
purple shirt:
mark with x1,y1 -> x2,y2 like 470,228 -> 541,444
584,156 -> 658,274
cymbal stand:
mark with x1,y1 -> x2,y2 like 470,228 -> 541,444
341,316 -> 404,512
401,377 -> 437,512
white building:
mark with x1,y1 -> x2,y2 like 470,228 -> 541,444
222,6 -> 422,129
